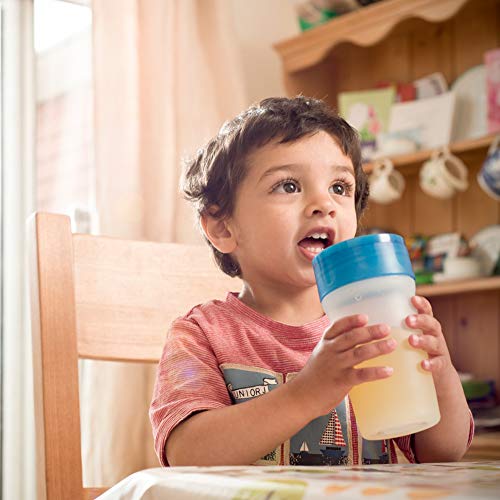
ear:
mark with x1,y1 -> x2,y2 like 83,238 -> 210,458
200,210 -> 237,254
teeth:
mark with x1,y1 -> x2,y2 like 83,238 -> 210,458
310,232 -> 328,240
306,247 -> 323,254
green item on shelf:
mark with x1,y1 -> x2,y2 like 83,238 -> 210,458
415,271 -> 433,285
462,379 -> 495,400
299,9 -> 337,31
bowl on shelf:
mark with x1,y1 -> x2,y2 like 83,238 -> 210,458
432,256 -> 482,283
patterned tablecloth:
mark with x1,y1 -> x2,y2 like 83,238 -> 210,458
98,461 -> 500,499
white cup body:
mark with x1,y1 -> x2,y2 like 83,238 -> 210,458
369,159 -> 405,204
419,150 -> 468,199
322,275 -> 440,440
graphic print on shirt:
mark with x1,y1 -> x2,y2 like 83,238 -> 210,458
227,376 -> 278,400
289,405 -> 349,465
220,364 -> 283,465
220,364 -> 349,465
285,371 -> 350,466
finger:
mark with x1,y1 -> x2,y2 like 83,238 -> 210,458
421,356 -> 449,373
411,295 -> 433,316
350,365 -> 394,385
350,336 -> 397,365
324,314 -> 368,340
409,333 -> 442,356
406,313 -> 442,336
334,323 -> 390,353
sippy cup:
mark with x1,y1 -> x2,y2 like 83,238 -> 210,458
313,233 -> 441,440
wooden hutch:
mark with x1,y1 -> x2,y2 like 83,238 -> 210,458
274,0 -> 500,459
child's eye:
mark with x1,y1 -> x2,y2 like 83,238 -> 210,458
330,179 -> 354,196
271,178 -> 301,194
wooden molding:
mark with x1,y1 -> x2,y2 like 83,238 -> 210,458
274,0 -> 470,73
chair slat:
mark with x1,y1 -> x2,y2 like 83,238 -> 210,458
73,234 -> 237,362
29,213 -> 84,500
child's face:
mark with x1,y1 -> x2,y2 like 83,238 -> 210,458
226,130 -> 358,290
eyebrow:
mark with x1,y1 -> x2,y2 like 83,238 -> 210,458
258,163 -> 355,183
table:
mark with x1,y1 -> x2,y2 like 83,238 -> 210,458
99,461 -> 500,499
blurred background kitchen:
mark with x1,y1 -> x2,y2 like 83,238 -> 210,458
2,0 -> 499,498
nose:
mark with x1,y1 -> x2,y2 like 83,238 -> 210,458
304,190 -> 336,218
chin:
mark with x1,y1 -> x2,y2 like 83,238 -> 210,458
296,272 -> 318,289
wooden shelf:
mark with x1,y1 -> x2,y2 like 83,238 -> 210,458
274,0 -> 469,73
273,0 -> 500,430
362,133 -> 498,174
417,276 -> 500,297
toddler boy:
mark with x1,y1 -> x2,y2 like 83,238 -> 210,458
150,97 -> 473,467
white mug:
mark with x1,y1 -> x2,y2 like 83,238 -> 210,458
419,148 -> 468,199
369,158 -> 405,204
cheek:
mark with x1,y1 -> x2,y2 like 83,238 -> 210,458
257,220 -> 290,244
350,219 -> 358,238
342,202 -> 358,238
246,218 -> 294,254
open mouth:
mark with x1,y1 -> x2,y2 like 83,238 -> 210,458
298,230 -> 334,257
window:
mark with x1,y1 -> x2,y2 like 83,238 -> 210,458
35,0 -> 96,232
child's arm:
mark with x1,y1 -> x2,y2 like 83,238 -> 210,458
166,314 -> 395,466
167,378 -> 314,466
406,296 -> 472,462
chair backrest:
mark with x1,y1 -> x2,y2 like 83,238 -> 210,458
28,212 -> 237,500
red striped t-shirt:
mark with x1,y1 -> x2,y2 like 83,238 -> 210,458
150,292 -> 473,466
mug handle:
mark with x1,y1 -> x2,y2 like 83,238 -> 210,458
372,158 -> 394,177
430,149 -> 444,162
441,148 -> 469,191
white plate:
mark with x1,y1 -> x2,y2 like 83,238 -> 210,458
451,65 -> 487,141
470,225 -> 500,276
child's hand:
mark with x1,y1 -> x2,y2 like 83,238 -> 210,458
406,296 -> 453,375
290,314 -> 396,418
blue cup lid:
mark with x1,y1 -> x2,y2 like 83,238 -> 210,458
312,233 -> 414,301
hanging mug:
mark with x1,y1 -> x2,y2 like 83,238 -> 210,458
369,158 -> 405,204
419,148 -> 468,199
477,136 -> 500,200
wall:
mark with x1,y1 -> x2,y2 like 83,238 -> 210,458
229,0 -> 299,104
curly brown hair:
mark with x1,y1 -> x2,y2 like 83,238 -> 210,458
181,96 -> 369,277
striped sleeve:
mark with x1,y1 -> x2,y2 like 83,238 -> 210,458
466,409 -> 475,449
393,409 -> 475,463
149,317 -> 231,466
393,434 -> 417,463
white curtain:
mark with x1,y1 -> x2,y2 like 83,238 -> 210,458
83,0 -> 248,485
2,1 -> 36,499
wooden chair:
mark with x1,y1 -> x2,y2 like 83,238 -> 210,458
28,212 -> 237,500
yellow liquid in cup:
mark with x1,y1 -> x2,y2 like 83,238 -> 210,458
349,327 -> 441,440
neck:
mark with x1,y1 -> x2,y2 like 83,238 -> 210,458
237,280 -> 324,326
